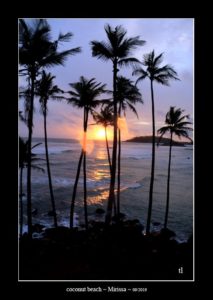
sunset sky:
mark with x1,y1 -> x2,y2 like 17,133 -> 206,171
19,18 -> 193,141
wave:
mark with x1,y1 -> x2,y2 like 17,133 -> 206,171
126,182 -> 142,189
21,213 -> 79,235
62,150 -> 74,153
33,147 -> 76,155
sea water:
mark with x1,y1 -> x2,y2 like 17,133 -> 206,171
20,138 -> 193,241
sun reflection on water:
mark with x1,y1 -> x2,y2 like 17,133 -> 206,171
95,149 -> 107,160
93,169 -> 109,181
87,190 -> 109,205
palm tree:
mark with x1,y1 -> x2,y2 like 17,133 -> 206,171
91,24 -> 145,225
19,137 -> 44,236
157,107 -> 192,229
19,19 -> 81,235
133,50 -> 179,234
107,76 -> 143,215
93,106 -> 114,172
67,76 -> 107,229
93,106 -> 116,215
19,137 -> 27,237
36,71 -> 64,228
116,76 -> 143,215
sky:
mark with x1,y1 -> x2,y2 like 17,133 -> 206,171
19,18 -> 193,141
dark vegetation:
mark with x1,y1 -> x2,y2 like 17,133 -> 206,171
19,221 -> 193,280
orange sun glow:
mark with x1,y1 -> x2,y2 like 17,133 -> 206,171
95,128 -> 106,140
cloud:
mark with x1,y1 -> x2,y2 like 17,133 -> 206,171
133,121 -> 150,126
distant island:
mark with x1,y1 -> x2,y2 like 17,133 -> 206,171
124,135 -> 193,146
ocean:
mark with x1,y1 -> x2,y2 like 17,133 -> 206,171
20,137 -> 193,242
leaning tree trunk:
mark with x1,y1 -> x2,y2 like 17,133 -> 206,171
44,110 -> 58,227
164,131 -> 173,229
83,109 -> 88,230
70,109 -> 87,228
105,126 -> 112,172
117,106 -> 122,216
105,126 -> 116,216
70,150 -> 84,228
19,166 -> 23,236
105,60 -> 118,225
26,71 -> 35,237
146,79 -> 155,234
117,128 -> 121,216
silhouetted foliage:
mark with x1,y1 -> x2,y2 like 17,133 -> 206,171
36,71 -> 65,227
93,106 -> 114,171
157,107 -> 192,228
19,18 -> 81,236
67,76 -> 107,229
91,24 -> 145,225
19,137 -> 44,236
107,76 -> 143,215
133,50 -> 179,234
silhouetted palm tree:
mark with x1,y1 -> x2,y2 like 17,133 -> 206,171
91,24 -> 145,224
116,76 -> 143,215
67,76 -> 107,229
36,71 -> 64,228
19,18 -> 81,235
93,106 -> 114,172
133,50 -> 179,234
19,137 -> 27,237
19,137 -> 44,236
157,107 -> 192,229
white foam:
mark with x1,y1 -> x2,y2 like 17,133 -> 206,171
20,213 -> 79,235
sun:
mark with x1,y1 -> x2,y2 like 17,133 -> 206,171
95,128 -> 106,140
87,125 -> 113,141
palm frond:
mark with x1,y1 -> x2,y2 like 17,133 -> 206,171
153,52 -> 164,66
118,37 -> 145,58
91,24 -> 145,63
158,106 -> 193,143
90,41 -> 112,61
40,48 -> 81,67
31,165 -> 45,173
51,95 -> 65,101
157,126 -> 170,146
127,102 -> 139,118
118,57 -> 141,68
31,142 -> 42,149
19,111 -> 27,124
132,68 -> 148,85
67,76 -> 107,111
58,32 -> 73,42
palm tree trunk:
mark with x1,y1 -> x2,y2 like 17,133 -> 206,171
105,126 -> 112,172
146,79 -> 155,234
164,132 -> 173,228
27,72 -> 35,237
106,61 -> 118,225
83,151 -> 88,229
44,111 -> 58,228
19,166 -> 23,236
117,122 -> 121,216
70,150 -> 84,228
83,109 -> 88,230
105,126 -> 116,216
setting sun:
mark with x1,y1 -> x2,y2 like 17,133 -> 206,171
86,125 -> 113,141
95,128 -> 106,140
